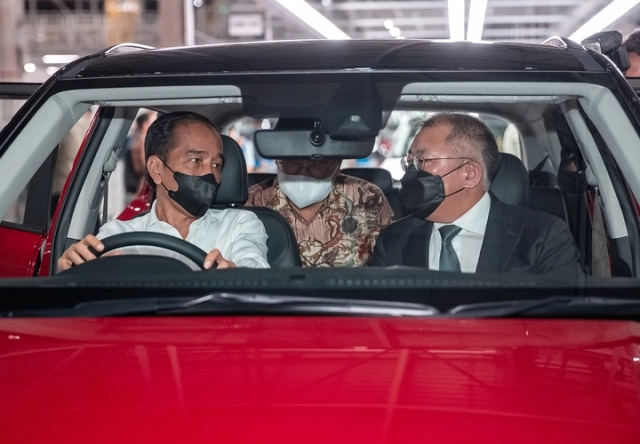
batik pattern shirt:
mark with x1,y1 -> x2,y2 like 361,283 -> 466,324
247,174 -> 393,267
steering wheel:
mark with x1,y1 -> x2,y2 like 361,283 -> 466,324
95,232 -> 209,270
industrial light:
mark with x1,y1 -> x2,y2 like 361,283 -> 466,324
467,0 -> 488,42
275,0 -> 350,39
42,54 -> 79,64
569,0 -> 640,43
384,20 -> 394,30
389,27 -> 402,38
23,63 -> 36,73
448,0 -> 465,40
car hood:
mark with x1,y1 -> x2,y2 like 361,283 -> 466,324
0,317 -> 638,443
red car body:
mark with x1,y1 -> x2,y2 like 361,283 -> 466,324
1,317 -> 639,443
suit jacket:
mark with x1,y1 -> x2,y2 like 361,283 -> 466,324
370,194 -> 583,276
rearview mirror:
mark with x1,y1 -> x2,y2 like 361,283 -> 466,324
254,127 -> 375,159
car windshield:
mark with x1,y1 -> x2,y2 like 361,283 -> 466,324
0,39 -> 639,319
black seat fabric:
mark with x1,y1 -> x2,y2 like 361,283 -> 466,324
248,207 -> 301,267
216,135 -> 301,267
341,167 -> 406,218
528,187 -> 569,222
248,172 -> 276,188
215,135 -> 250,205
341,168 -> 393,193
489,153 -> 529,207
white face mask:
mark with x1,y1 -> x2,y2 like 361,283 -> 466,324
277,169 -> 334,209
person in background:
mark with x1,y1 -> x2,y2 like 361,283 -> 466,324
124,111 -> 157,198
624,30 -> 640,77
228,122 -> 257,172
58,111 -> 269,271
247,157 -> 393,267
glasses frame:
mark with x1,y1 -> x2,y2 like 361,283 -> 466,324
400,155 -> 471,172
276,159 -> 340,179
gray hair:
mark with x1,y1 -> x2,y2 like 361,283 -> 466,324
418,113 -> 500,189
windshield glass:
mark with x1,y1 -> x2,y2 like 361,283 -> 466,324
0,46 -> 638,320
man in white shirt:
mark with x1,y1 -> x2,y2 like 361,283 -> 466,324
370,113 -> 582,276
57,112 -> 269,271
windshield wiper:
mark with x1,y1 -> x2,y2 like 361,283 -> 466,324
5,293 -> 439,317
448,296 -> 640,319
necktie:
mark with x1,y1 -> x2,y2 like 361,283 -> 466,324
439,225 -> 462,272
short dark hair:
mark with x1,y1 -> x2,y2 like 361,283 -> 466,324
625,30 -> 640,56
144,111 -> 218,184
419,113 -> 500,187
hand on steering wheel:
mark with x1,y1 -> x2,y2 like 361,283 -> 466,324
96,232 -> 210,269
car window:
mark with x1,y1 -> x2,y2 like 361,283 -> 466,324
0,97 -> 29,224
0,99 -> 26,131
1,113 -> 91,230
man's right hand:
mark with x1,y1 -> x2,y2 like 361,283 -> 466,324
57,234 -> 105,272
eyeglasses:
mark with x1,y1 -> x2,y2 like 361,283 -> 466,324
277,159 -> 339,179
400,155 -> 471,172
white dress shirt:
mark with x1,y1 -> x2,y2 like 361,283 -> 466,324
429,192 -> 491,273
97,201 -> 270,268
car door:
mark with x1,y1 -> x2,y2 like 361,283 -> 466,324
0,82 -> 54,277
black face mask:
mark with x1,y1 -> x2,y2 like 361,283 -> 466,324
400,163 -> 467,219
160,161 -> 220,218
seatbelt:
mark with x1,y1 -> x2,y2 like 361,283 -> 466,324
101,149 -> 119,225
590,190 -> 610,277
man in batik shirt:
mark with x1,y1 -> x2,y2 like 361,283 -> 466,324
247,158 -> 393,267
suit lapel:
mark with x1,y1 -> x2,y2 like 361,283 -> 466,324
404,220 -> 433,267
476,196 -> 523,273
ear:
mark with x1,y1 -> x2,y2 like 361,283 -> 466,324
147,155 -> 163,185
462,160 -> 483,189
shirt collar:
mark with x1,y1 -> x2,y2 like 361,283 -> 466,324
145,200 -> 212,233
434,191 -> 491,235
145,200 -> 163,231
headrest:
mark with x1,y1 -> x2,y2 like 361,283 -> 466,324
215,135 -> 248,205
489,153 -> 529,207
248,172 -> 276,188
341,167 -> 393,193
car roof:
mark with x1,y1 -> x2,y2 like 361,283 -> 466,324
63,39 -> 602,80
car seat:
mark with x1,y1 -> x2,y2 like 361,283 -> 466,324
248,172 -> 276,188
217,136 -> 301,268
489,153 -> 529,207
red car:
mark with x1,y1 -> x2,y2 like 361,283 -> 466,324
0,35 -> 639,442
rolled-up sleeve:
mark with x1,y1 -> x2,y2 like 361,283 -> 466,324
224,210 -> 270,268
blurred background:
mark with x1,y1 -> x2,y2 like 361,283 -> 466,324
2,0 -> 640,83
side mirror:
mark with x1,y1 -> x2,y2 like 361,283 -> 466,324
581,31 -> 630,72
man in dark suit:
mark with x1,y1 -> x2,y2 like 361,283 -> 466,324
369,113 -> 582,276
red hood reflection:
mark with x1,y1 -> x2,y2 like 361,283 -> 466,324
0,317 -> 638,443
